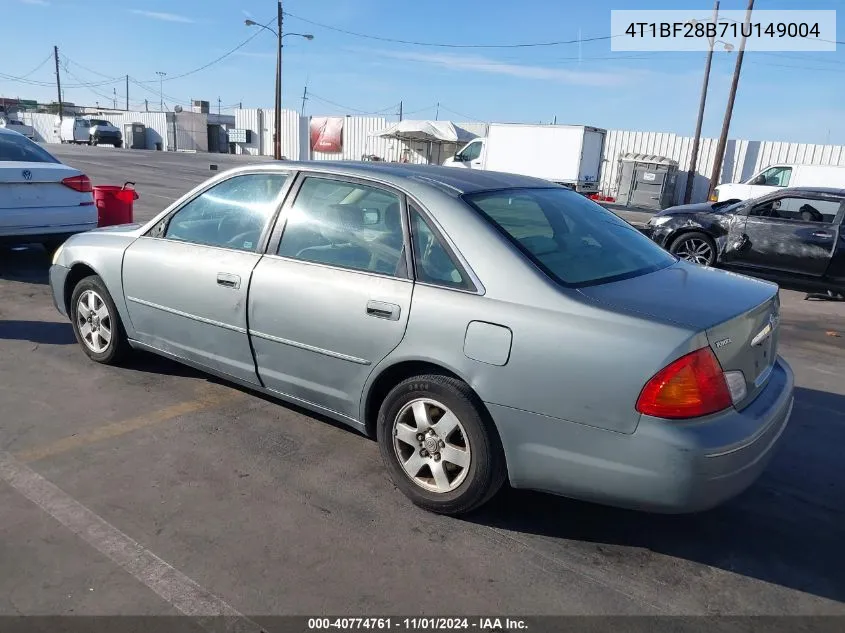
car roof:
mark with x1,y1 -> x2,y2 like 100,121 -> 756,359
777,186 -> 845,197
241,160 -> 558,197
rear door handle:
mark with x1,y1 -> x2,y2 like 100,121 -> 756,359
366,300 -> 400,321
811,230 -> 833,239
216,272 -> 241,289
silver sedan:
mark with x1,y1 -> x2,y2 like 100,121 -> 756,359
49,162 -> 794,515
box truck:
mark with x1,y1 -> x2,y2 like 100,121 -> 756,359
442,123 -> 607,193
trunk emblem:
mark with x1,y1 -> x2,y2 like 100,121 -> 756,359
22,169 -> 32,181
714,338 -> 732,349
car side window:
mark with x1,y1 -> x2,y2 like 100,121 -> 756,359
161,173 -> 287,251
756,166 -> 792,187
749,196 -> 840,223
277,177 -> 406,276
460,142 -> 482,162
409,206 -> 473,290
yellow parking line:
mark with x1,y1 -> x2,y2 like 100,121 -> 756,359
15,384 -> 235,463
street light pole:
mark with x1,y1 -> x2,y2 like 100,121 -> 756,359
275,0 -> 283,160
156,71 -> 166,112
244,15 -> 314,160
708,0 -> 755,201
683,0 -> 720,204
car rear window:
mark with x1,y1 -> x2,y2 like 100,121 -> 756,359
0,133 -> 59,163
464,187 -> 675,287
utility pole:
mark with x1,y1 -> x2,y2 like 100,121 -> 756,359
125,75 -> 129,111
684,0 -> 720,204
145,99 -> 148,112
300,84 -> 308,115
239,101 -> 243,109
273,0 -> 283,160
113,87 -> 117,110
218,97 -> 221,115
156,71 -> 166,112
398,100 -> 403,121
708,0 -> 754,200
435,102 -> 439,121
53,45 -> 63,121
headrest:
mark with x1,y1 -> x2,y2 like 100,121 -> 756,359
383,202 -> 401,232
319,204 -> 363,242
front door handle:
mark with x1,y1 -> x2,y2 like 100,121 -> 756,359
366,300 -> 400,321
216,272 -> 241,289
811,230 -> 832,239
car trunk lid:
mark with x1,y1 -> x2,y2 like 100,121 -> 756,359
578,261 -> 780,408
0,162 -> 86,209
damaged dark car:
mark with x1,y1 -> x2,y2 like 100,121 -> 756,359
642,187 -> 845,296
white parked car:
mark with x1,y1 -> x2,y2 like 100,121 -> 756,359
0,127 -> 96,251
0,116 -> 35,140
714,164 -> 845,201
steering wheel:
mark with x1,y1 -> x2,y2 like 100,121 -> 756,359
226,230 -> 262,249
217,213 -> 243,240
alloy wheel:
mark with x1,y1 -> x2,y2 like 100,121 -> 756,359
76,290 -> 113,354
675,237 -> 714,266
392,398 -> 471,493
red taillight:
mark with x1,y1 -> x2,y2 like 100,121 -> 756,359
636,347 -> 732,419
61,174 -> 93,193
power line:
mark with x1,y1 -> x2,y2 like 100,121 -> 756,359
128,77 -> 189,107
284,10 -> 616,48
20,52 -> 54,79
136,15 -> 274,84
62,55 -> 123,81
437,104 -> 486,123
307,92 -> 399,115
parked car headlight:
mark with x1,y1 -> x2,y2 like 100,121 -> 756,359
649,215 -> 674,226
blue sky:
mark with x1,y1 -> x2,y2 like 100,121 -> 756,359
3,0 -> 845,144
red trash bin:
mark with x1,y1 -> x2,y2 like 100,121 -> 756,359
94,182 -> 138,227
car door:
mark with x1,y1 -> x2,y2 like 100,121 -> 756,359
121,171 -> 291,383
729,193 -> 843,277
248,174 -> 413,420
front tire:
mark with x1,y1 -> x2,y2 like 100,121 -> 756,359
670,231 -> 717,266
70,275 -> 129,365
377,374 -> 506,515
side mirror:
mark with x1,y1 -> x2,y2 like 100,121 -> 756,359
752,175 -> 766,185
453,153 -> 464,162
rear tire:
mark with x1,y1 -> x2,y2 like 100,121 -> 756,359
377,374 -> 506,515
70,275 -> 129,365
114,140 -> 123,148
670,231 -> 717,267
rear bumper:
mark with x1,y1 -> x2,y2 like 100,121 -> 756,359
49,264 -> 71,317
489,356 -> 794,513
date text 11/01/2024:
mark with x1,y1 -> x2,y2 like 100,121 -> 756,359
624,21 -> 821,38
307,618 -> 528,631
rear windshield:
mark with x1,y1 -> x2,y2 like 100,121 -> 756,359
0,133 -> 59,163
464,187 -> 675,287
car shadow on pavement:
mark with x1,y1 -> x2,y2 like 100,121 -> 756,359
465,385 -> 845,605
0,245 -> 50,285
0,320 -> 76,345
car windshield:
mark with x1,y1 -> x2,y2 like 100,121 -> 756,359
464,187 -> 676,287
0,133 -> 58,163
89,119 -> 109,126
712,199 -> 744,213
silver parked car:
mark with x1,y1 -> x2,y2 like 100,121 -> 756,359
49,162 -> 794,515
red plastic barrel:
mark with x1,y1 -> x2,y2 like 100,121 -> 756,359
94,182 -> 138,227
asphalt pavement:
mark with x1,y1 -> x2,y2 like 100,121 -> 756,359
0,145 -> 843,621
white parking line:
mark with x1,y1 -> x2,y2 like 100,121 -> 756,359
0,451 -> 265,632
